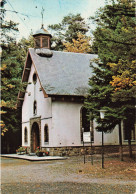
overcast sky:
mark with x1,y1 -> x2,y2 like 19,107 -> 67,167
4,0 -> 106,41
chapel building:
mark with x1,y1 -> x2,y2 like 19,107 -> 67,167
18,26 -> 136,156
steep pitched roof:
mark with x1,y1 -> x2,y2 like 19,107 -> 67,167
29,48 -> 97,96
33,28 -> 52,37
18,48 -> 97,106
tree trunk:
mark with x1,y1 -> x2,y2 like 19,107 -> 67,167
119,122 -> 123,161
127,124 -> 133,158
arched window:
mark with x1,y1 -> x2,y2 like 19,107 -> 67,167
80,107 -> 94,142
24,127 -> 28,143
33,101 -> 37,115
81,107 -> 90,132
33,73 -> 37,84
44,125 -> 49,143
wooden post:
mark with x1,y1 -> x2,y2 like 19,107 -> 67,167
90,120 -> 94,165
83,140 -> 85,164
102,130 -> 104,169
119,121 -> 123,161
91,133 -> 93,165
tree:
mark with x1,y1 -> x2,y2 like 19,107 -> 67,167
0,65 -> 8,136
17,34 -> 34,63
85,0 -> 136,159
86,59 -> 125,132
1,40 -> 24,151
1,0 -> 19,135
48,13 -> 89,50
1,36 -> 34,152
0,63 -> 15,136
63,32 -> 92,53
1,1 -> 35,152
0,1 -> 25,152
91,0 -> 135,63
108,60 -> 136,99
108,59 -> 136,158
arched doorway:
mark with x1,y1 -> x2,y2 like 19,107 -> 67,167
31,122 -> 40,152
80,107 -> 91,141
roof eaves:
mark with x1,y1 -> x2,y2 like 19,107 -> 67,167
17,49 -> 48,107
29,49 -> 48,98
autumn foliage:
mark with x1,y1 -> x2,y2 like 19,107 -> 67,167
0,64 -> 16,136
63,32 -> 92,53
108,60 -> 136,92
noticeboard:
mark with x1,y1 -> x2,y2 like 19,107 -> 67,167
83,132 -> 91,143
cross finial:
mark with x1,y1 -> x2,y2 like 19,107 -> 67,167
41,7 -> 45,29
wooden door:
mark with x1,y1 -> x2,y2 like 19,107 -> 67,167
31,122 -> 40,152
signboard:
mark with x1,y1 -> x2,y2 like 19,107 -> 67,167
83,132 -> 91,143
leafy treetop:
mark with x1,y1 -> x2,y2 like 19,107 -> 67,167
63,32 -> 92,53
48,13 -> 89,50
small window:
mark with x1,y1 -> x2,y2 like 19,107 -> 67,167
24,127 -> 28,143
33,101 -> 37,115
42,37 -> 48,48
33,73 -> 37,84
44,125 -> 49,143
35,38 -> 40,48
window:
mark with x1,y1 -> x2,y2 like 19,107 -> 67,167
35,38 -> 40,48
44,125 -> 49,143
82,107 -> 90,132
24,127 -> 28,143
80,107 -> 94,142
33,73 -> 37,84
33,101 -> 37,115
42,37 -> 48,48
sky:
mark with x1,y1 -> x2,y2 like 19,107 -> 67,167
4,0 -> 107,41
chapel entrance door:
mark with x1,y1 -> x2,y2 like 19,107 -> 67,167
31,122 -> 40,152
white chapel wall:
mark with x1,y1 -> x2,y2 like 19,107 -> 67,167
50,100 -> 120,147
22,64 -> 52,122
51,101 -> 83,147
22,63 -> 52,147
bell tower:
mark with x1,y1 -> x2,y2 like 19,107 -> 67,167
33,26 -> 52,49
33,7 -> 52,50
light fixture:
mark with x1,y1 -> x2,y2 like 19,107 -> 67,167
99,109 -> 107,119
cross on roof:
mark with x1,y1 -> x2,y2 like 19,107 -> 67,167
41,7 -> 45,29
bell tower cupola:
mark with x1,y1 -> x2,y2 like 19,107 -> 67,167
32,7 -> 53,57
33,25 -> 52,49
33,7 -> 52,50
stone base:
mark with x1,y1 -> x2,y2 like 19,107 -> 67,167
41,145 -> 136,156
23,145 -> 136,157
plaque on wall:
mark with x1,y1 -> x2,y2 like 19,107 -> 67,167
83,132 -> 91,143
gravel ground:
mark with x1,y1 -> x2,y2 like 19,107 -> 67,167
1,155 -> 136,194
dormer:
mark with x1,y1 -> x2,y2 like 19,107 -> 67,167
33,25 -> 52,49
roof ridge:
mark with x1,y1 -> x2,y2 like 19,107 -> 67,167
29,48 -> 97,56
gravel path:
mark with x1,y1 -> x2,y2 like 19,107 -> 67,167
1,156 -> 136,194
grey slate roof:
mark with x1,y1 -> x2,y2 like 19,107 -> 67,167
33,28 -> 52,37
29,48 -> 97,96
